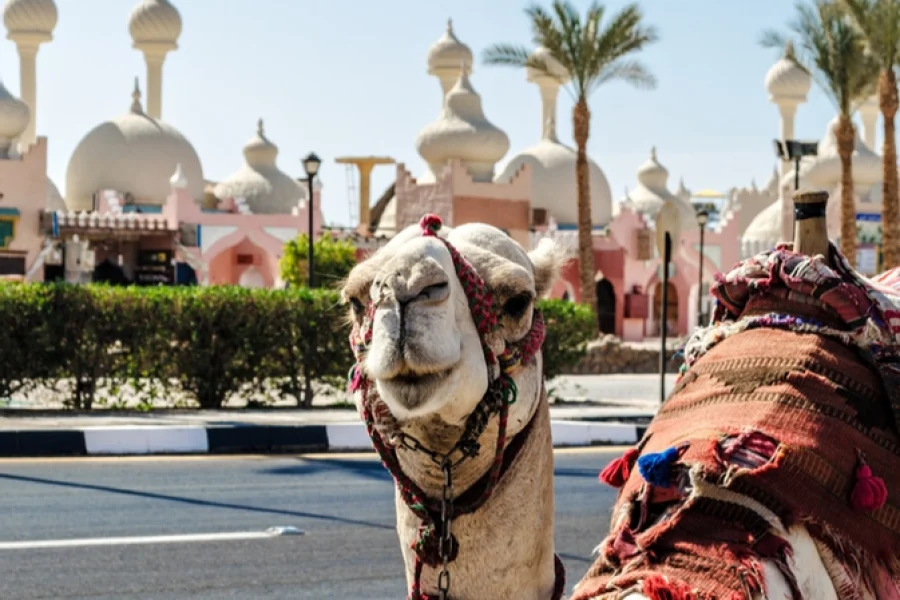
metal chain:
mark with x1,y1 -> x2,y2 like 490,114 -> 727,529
437,456 -> 454,600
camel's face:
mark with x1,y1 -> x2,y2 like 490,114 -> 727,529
343,222 -> 568,422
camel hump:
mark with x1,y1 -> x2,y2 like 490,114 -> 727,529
791,188 -> 830,260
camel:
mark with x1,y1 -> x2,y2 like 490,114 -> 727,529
573,189 -> 900,600
342,214 -> 570,599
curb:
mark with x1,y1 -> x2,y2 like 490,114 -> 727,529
0,421 -> 646,458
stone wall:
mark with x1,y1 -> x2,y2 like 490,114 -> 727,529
566,335 -> 686,375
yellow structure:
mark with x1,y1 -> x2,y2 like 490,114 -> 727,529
335,156 -> 395,229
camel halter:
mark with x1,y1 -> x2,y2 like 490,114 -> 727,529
348,214 -> 564,600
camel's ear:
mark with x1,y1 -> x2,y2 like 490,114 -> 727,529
528,237 -> 572,298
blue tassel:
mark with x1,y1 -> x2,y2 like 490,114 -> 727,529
637,446 -> 681,488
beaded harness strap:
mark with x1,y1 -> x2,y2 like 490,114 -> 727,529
348,214 -> 565,600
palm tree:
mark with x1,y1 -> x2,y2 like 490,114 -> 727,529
483,1 -> 658,318
762,0 -> 878,266
840,0 -> 900,270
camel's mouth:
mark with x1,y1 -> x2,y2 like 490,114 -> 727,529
383,367 -> 452,388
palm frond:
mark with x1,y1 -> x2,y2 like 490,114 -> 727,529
591,59 -> 657,91
482,43 -> 533,69
839,0 -> 900,69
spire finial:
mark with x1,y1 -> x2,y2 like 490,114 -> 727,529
784,39 -> 795,59
131,77 -> 143,113
447,18 -> 453,33
650,146 -> 657,161
257,118 -> 264,136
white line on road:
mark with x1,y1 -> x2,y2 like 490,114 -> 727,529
0,527 -> 304,550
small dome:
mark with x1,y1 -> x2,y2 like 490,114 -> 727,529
0,79 -> 29,156
526,46 -> 569,85
765,40 -> 811,102
213,119 -> 307,214
621,147 -> 697,231
675,178 -> 691,203
129,0 -> 182,48
427,19 -> 472,75
3,0 -> 57,40
169,162 -> 188,189
495,139 -> 612,225
742,198 -> 783,258
416,69 -> 509,182
65,79 -> 204,211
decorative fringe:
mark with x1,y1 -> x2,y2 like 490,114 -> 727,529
638,444 -> 686,488
851,449 -> 887,512
642,575 -> 698,600
599,448 -> 639,488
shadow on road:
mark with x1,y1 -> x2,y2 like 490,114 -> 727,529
0,472 -> 393,530
259,457 -> 394,482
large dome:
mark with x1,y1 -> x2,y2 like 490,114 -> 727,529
495,139 -> 612,225
0,78 -> 29,157
213,119 -> 307,214
65,81 -> 204,211
783,115 -> 883,189
741,197 -> 782,258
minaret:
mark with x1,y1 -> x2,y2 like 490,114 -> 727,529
858,94 -> 879,150
2,0 -> 58,150
128,0 -> 182,120
525,46 -> 569,142
765,40 -> 811,241
426,19 -> 473,97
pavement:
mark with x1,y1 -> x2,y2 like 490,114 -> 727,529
0,374 -> 675,457
0,449 -> 619,599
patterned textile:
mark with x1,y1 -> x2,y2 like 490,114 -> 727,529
683,241 -> 900,434
574,243 -> 900,600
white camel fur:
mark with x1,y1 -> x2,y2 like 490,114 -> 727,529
342,221 -> 569,599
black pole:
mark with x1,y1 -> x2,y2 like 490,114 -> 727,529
794,156 -> 800,191
307,176 -> 315,289
697,224 -> 705,327
660,232 -> 671,405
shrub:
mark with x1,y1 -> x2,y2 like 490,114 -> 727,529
280,234 -> 357,290
537,298 -> 595,380
0,285 -> 592,410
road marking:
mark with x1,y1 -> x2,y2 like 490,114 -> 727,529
0,445 -> 629,465
0,527 -> 303,550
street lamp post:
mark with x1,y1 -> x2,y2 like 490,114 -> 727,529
773,139 -> 818,192
696,209 -> 708,327
302,152 -> 321,288
300,152 -> 321,408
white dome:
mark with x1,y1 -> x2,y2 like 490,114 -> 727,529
495,139 -> 612,225
742,198 -> 783,258
46,176 -> 64,211
427,19 -> 472,75
416,70 -> 509,182
0,79 -> 29,156
65,80 -> 204,211
621,147 -> 697,231
3,0 -> 57,40
526,46 -> 569,84
213,119 -> 307,215
783,116 -> 882,188
129,0 -> 182,47
765,41 -> 811,103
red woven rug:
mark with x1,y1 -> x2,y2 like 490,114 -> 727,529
574,328 -> 900,600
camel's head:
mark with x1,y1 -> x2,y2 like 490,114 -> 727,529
342,217 -> 569,425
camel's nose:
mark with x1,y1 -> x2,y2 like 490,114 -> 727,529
376,257 -> 451,308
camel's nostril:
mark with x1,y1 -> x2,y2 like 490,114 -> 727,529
417,281 -> 450,303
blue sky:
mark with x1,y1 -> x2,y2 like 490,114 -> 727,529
0,0 -> 865,227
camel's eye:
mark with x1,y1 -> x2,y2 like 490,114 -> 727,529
502,293 -> 532,319
350,297 -> 365,314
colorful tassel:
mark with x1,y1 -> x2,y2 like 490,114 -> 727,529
599,448 -> 640,488
638,445 -> 684,488
643,574 -> 698,600
850,450 -> 887,512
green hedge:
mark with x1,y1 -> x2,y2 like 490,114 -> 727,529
0,284 -> 592,410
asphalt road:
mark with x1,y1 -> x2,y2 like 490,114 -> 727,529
0,449 -> 619,600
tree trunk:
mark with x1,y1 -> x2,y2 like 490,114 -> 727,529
836,114 -> 857,265
880,69 -> 899,271
573,98 -> 597,320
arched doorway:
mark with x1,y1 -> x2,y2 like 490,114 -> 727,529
595,277 -> 616,334
653,280 -> 678,335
